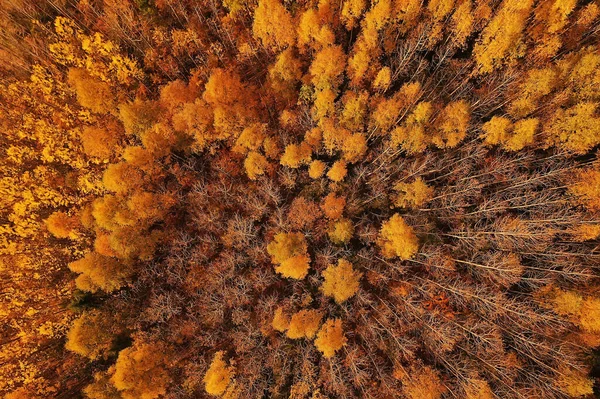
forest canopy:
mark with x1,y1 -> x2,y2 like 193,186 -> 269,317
2,0 -> 600,398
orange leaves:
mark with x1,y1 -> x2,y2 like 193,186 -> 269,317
65,310 -> 115,359
280,142 -> 312,168
328,218 -> 354,244
68,252 -> 133,292
393,178 -> 434,209
546,102 -> 600,154
112,342 -> 170,399
321,193 -> 346,220
314,319 -> 346,358
267,232 -> 311,279
67,68 -> 115,114
377,214 -> 419,259
244,151 -> 269,180
252,0 -> 295,50
45,211 -> 80,239
321,259 -> 362,303
310,45 -> 347,91
286,309 -> 323,339
204,352 -> 235,396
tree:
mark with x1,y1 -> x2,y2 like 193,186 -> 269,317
546,102 -> 600,154
321,193 -> 346,219
280,143 -> 312,168
204,352 -> 235,396
45,211 -> 80,239
569,167 -> 600,211
314,319 -> 346,358
286,309 -> 323,339
79,125 -> 122,160
400,366 -> 444,399
244,151 -> 269,180
272,307 -> 290,332
328,218 -> 354,244
310,45 -> 347,91
327,160 -> 348,182
377,214 -> 419,259
393,178 -> 434,209
432,100 -> 470,149
252,0 -> 295,50
308,160 -> 327,178
67,68 -> 116,114
473,0 -> 534,74
321,259 -> 362,303
68,252 -> 133,293
267,233 -> 311,279
111,342 -> 170,399
65,311 -> 115,360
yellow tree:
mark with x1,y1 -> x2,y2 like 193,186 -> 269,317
286,309 -> 324,339
252,0 -> 295,50
267,233 -> 311,279
473,0 -> 534,74
111,342 -> 170,399
204,352 -> 235,396
321,259 -> 362,303
377,214 -> 419,259
65,310 -> 116,360
314,319 -> 347,358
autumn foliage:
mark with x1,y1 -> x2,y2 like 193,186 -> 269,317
2,0 -> 600,398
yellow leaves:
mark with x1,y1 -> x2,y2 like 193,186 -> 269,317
390,101 -> 432,154
272,307 -> 290,332
112,342 -> 170,399
309,160 -> 327,178
269,48 -> 303,86
286,309 -> 324,339
65,311 -> 114,360
555,367 -> 594,397
546,102 -> 600,153
252,0 -> 295,50
280,142 -> 313,168
547,0 -> 578,33
473,0 -> 534,74
244,151 -> 269,180
378,214 -> 419,259
341,0 -> 367,29
328,218 -> 354,244
400,366 -> 444,399
267,233 -> 311,279
321,259 -> 362,303
327,160 -> 348,182
68,252 -> 132,293
67,68 -> 116,114
464,379 -> 494,399
393,178 -> 434,209
481,116 -> 511,146
204,352 -> 235,396
432,100 -> 470,149
569,167 -> 600,211
298,9 -> 336,50
310,45 -> 347,91
541,287 -> 600,334
451,0 -> 473,48
314,319 -> 346,358
373,67 -> 392,90
509,67 -> 557,117
79,126 -> 121,160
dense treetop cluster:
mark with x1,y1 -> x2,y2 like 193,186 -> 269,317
1,0 -> 600,398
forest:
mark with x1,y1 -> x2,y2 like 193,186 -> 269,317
1,0 -> 600,398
